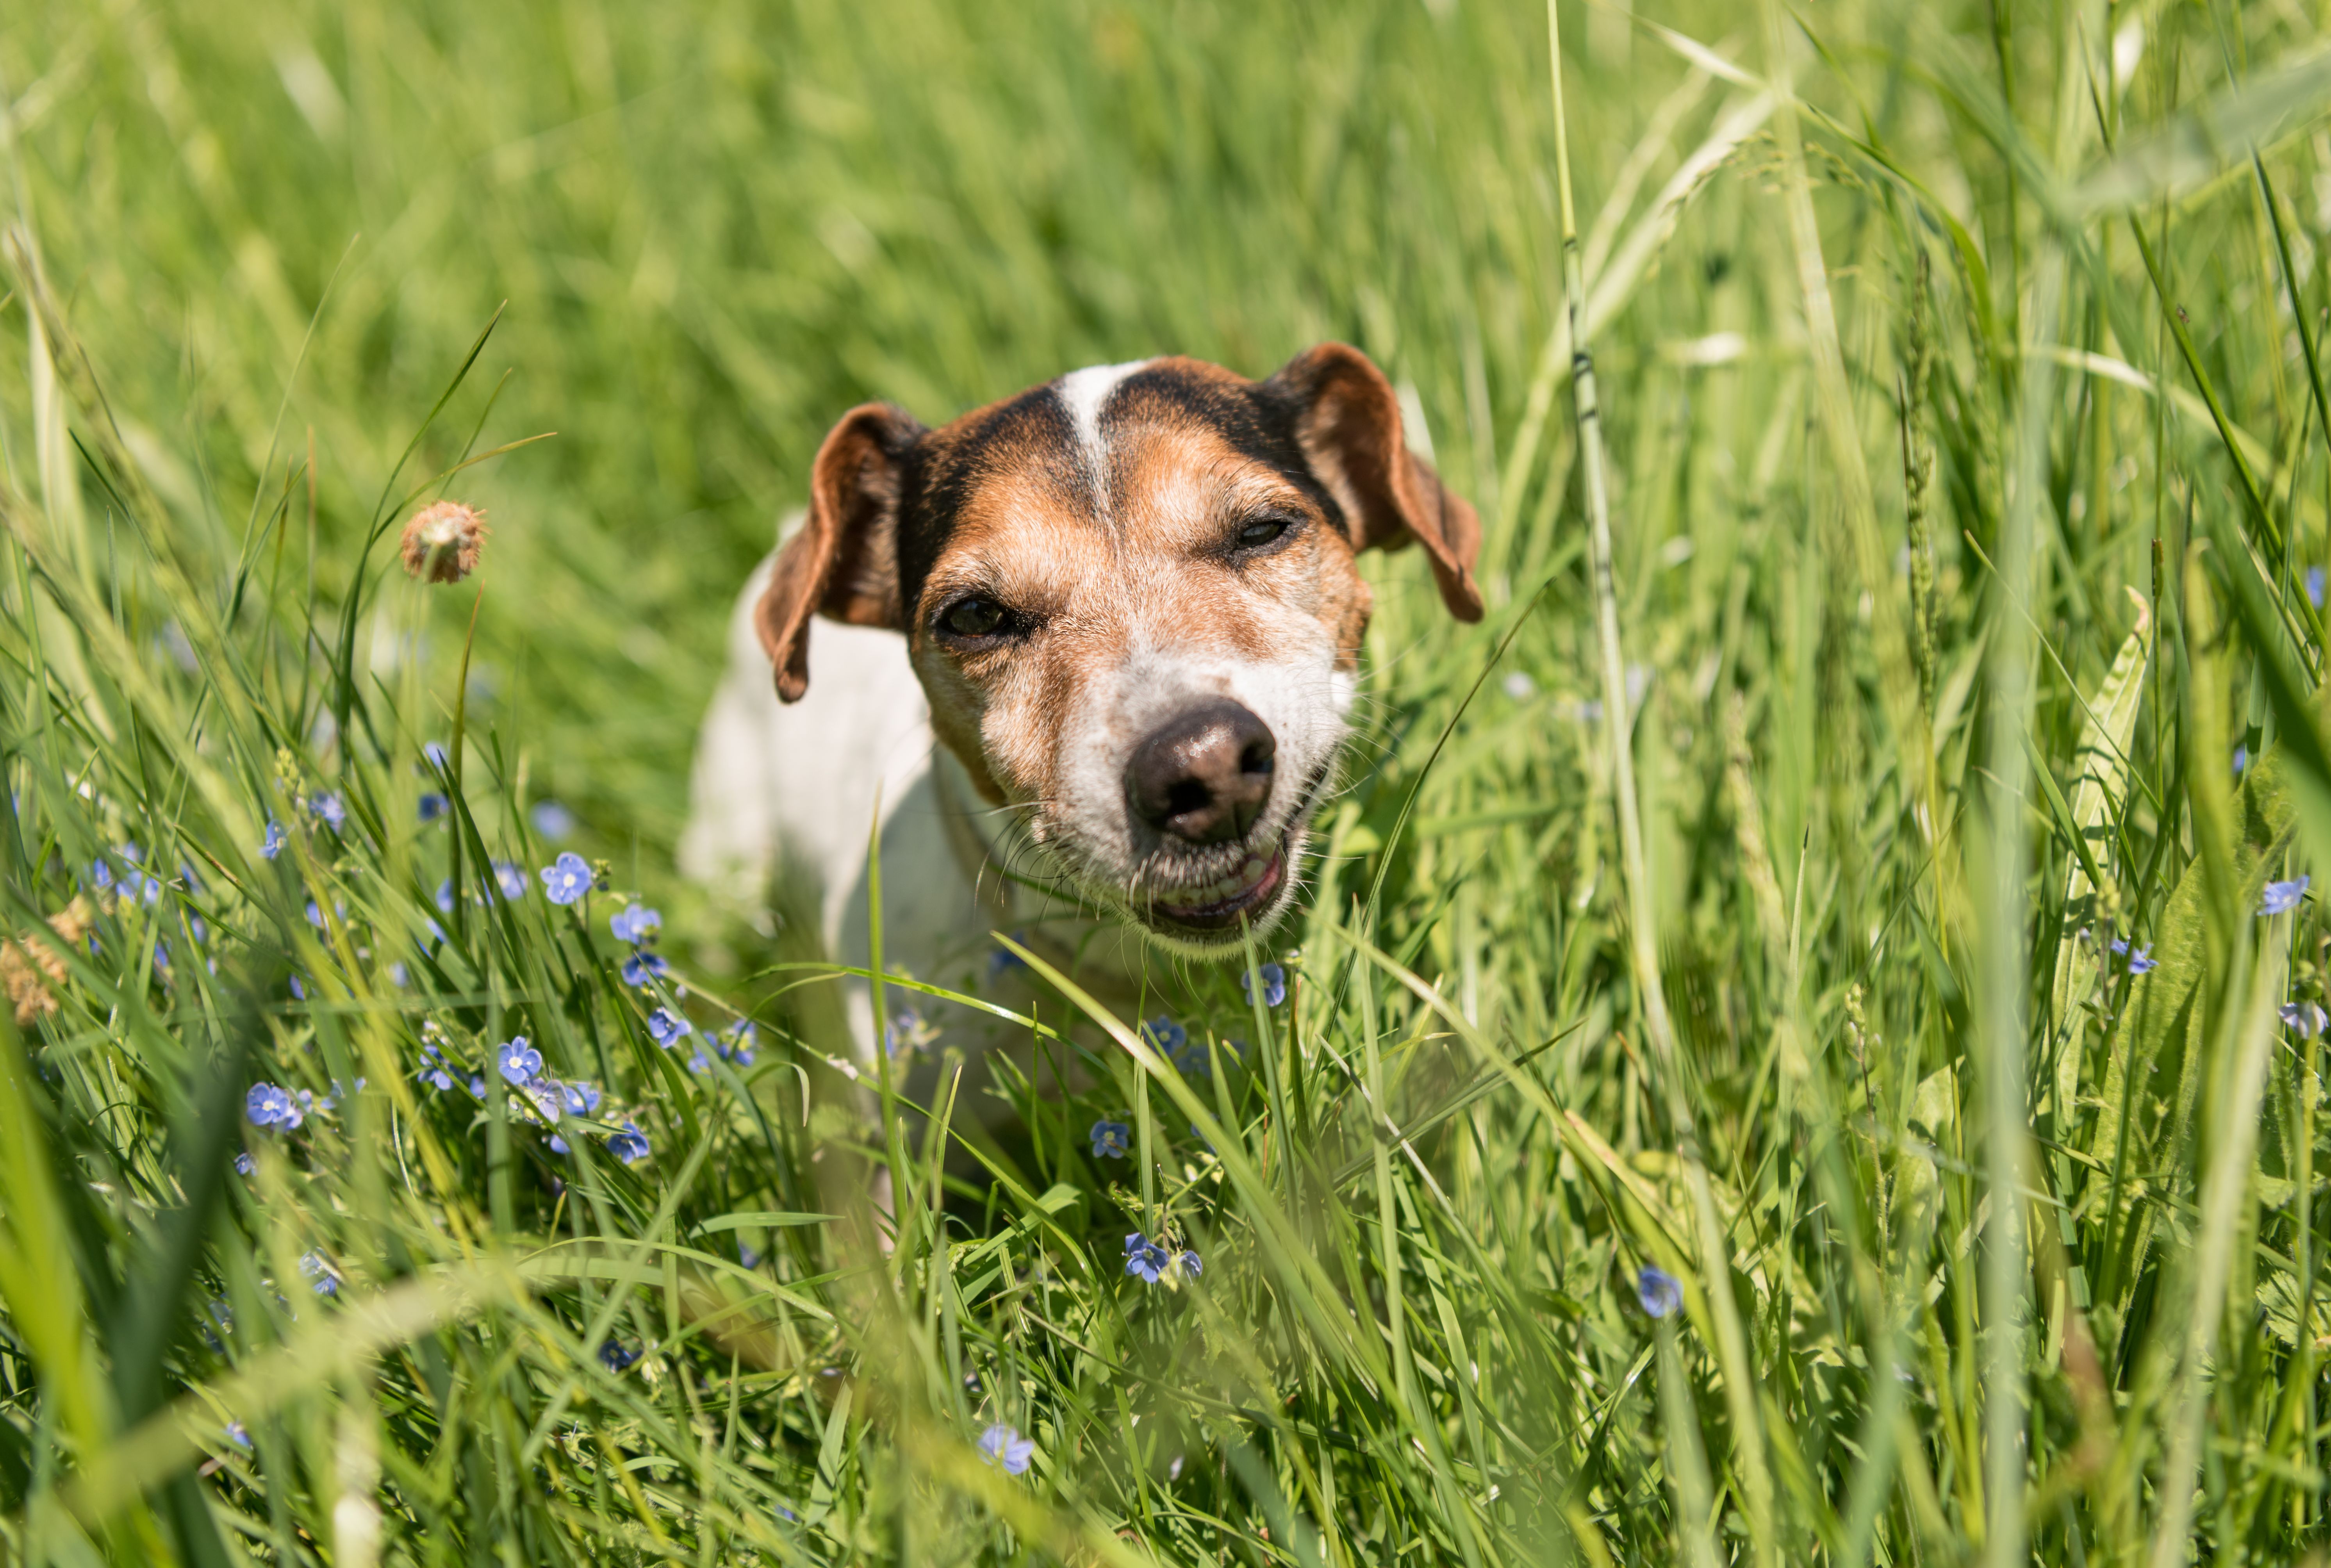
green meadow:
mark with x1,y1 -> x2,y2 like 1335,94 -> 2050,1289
4,0 -> 2331,1560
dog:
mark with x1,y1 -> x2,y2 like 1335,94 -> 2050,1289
681,344 -> 1482,1071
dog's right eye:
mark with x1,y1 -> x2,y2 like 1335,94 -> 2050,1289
937,597 -> 1011,640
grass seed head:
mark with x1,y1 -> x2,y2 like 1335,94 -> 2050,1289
399,501 -> 489,584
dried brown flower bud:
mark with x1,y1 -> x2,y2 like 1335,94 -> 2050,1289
3,898 -> 92,1025
399,501 -> 489,584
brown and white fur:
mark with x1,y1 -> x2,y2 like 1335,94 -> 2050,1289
681,345 -> 1482,1059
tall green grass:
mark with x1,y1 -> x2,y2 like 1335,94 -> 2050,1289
5,0 -> 2331,1561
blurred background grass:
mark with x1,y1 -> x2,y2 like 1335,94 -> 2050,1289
9,0 -> 2331,1563
2,0 -> 1582,881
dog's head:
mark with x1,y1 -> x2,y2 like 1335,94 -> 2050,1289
755,345 -> 1482,955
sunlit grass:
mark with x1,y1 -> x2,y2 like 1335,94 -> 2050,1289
5,0 -> 2331,1562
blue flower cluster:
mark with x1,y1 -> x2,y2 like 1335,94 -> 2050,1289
2264,876 -> 2311,917
498,1036 -> 544,1084
1142,1016 -> 1210,1076
1123,1231 -> 1201,1286
979,1424 -> 1035,1475
300,1249 -> 339,1297
91,845 -> 167,905
687,1020 -> 758,1076
883,1007 -> 929,1058
540,852 -> 591,905
611,904 -> 669,987
246,1081 -> 309,1131
1240,961 -> 1287,1008
2108,937 -> 2156,975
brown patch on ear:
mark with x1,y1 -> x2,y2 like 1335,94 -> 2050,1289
1266,343 -> 1484,622
755,403 -> 926,702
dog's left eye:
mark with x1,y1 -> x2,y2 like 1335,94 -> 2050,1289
1234,515 -> 1293,550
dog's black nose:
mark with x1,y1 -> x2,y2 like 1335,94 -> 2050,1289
1125,700 -> 1276,845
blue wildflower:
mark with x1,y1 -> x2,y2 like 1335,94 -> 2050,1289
599,1340 -> 641,1374
1179,1249 -> 1203,1279
423,742 -> 451,770
1124,1232 -> 1171,1285
260,819 -> 286,860
987,939 -> 1030,981
2236,745 -> 2250,777
883,1008 -> 925,1057
91,858 -> 114,891
621,950 -> 669,987
305,900 -> 325,928
418,792 -> 449,823
497,1036 -> 543,1085
607,1123 -> 651,1164
560,1080 -> 603,1117
610,904 -> 661,944
246,1082 -> 302,1130
687,1048 -> 713,1074
1240,962 -> 1287,1008
234,1151 -> 255,1176
738,1240 -> 763,1268
1141,1016 -> 1186,1055
1089,1119 -> 1131,1159
309,793 -> 346,832
2127,945 -> 2157,975
288,974 -> 309,1001
547,1133 -> 569,1155
417,1043 -> 455,1093
300,1250 -> 338,1297
464,1074 -> 487,1101
531,800 -> 577,840
225,1420 -> 250,1450
540,852 -> 591,905
719,1021 -> 757,1067
647,1008 -> 691,1046
2312,566 -> 2326,609
1637,1265 -> 1682,1319
489,861 -> 526,901
2264,876 -> 2311,916
979,1424 -> 1035,1476
2284,1001 -> 2328,1038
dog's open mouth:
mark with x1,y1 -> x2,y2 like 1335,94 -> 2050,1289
1143,841 -> 1288,935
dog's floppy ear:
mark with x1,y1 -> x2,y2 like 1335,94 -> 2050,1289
755,403 -> 927,702
1266,342 -> 1484,622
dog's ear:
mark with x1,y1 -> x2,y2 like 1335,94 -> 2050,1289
1265,342 -> 1484,622
755,403 -> 927,702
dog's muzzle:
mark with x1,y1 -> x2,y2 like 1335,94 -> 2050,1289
1122,699 -> 1297,937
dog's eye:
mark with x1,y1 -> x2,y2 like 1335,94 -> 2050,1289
1235,515 -> 1293,551
937,597 -> 1011,640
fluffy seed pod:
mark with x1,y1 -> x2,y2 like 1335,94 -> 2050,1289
399,501 -> 490,584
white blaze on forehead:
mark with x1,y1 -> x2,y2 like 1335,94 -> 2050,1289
1052,359 -> 1153,495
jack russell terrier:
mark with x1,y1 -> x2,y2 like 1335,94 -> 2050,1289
681,344 -> 1482,1069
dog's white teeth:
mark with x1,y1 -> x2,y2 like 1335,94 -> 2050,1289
1156,850 -> 1274,912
